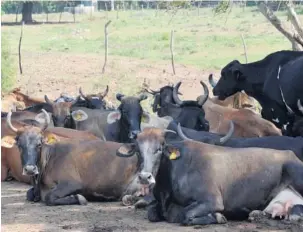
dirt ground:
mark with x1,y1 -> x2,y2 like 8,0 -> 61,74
2,181 -> 303,232
2,52 -> 303,231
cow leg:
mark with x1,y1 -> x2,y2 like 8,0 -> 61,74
282,162 -> 303,195
44,181 -> 87,206
147,200 -> 165,222
182,202 -> 226,226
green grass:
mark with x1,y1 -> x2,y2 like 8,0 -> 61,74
1,6 -> 302,70
1,35 -> 16,93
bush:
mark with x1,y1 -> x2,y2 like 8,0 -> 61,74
1,36 -> 16,93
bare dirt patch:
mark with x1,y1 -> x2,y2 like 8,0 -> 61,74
2,181 -> 302,232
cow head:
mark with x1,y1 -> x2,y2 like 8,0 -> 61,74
45,95 -> 78,127
211,61 -> 246,100
145,85 -> 182,113
116,128 -> 177,186
174,81 -> 210,131
79,86 -> 109,109
107,93 -> 150,140
1,109 -> 52,176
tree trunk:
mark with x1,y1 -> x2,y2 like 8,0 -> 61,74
22,2 -> 34,24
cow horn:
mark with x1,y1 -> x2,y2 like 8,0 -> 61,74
208,74 -> 217,88
173,82 -> 183,105
44,95 -> 53,105
144,88 -> 160,95
41,109 -> 50,131
6,111 -> 18,133
138,93 -> 148,102
217,121 -> 234,145
298,99 -> 303,114
79,87 -> 89,100
100,85 -> 109,98
163,129 -> 177,135
177,123 -> 192,141
197,81 -> 209,106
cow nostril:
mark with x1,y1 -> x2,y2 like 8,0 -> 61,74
147,174 -> 152,179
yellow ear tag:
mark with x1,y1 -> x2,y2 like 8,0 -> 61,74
74,113 -> 83,120
169,152 -> 177,160
46,134 -> 57,145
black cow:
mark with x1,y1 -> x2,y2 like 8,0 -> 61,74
69,93 -> 151,143
168,120 -> 303,161
211,50 -> 303,135
116,127 -> 303,225
78,86 -> 109,110
147,81 -> 209,131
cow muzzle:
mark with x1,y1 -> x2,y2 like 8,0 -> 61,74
138,172 -> 155,186
129,130 -> 140,139
23,165 -> 39,176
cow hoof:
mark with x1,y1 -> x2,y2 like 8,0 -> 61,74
215,213 -> 227,224
26,188 -> 35,202
122,195 -> 135,206
134,199 -> 148,209
248,210 -> 265,221
77,194 -> 87,205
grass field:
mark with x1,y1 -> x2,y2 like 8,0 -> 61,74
1,6 -> 302,104
2,6 -> 301,69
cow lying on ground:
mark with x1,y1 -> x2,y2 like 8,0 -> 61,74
1,110 -> 148,206
146,81 -> 210,131
116,127 -> 303,225
70,93 -> 151,142
1,110 -> 99,184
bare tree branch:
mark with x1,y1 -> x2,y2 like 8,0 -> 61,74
258,2 -> 303,49
170,30 -> 176,75
102,20 -> 112,74
286,1 -> 303,38
18,21 -> 24,75
241,34 -> 248,63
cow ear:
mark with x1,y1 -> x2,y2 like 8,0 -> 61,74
1,135 -> 16,148
116,143 -> 137,158
164,145 -> 181,160
141,112 -> 150,123
71,110 -> 88,122
107,110 -> 121,124
44,133 -> 59,145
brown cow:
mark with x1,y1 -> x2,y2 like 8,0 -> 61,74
1,110 -> 99,184
1,88 -> 51,112
1,110 -> 146,206
198,95 -> 282,138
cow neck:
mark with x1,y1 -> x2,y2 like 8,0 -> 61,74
38,144 -> 53,182
117,119 -> 131,143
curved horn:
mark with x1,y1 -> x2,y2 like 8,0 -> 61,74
298,99 -> 303,114
41,109 -> 50,131
177,123 -> 192,141
163,129 -> 177,135
173,82 -> 183,105
6,111 -> 18,133
100,85 -> 109,98
216,121 -> 234,145
44,95 -> 53,105
79,87 -> 89,100
197,81 -> 209,106
208,74 -> 217,88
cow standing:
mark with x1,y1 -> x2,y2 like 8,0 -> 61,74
211,50 -> 303,136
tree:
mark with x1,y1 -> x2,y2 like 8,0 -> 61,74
22,1 -> 34,24
258,1 -> 303,51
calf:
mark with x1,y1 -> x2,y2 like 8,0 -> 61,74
116,128 -> 303,225
1,111 -> 144,206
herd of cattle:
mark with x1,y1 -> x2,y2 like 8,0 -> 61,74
1,50 -> 303,226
